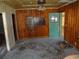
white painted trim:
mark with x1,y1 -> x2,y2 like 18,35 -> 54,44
15,7 -> 58,10
58,0 -> 77,9
2,12 -> 10,51
2,12 -> 16,51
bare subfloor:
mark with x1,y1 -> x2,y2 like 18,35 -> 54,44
2,38 -> 79,59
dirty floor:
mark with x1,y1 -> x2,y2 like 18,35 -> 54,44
2,38 -> 79,59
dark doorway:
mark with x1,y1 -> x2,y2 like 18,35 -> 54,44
12,14 -> 17,40
0,14 -> 6,46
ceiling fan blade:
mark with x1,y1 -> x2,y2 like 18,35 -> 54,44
59,0 -> 77,3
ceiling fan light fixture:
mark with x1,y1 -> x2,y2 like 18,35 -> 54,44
38,6 -> 46,11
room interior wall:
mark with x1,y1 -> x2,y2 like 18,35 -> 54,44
16,9 -> 58,40
0,2 -> 16,51
76,1 -> 79,49
59,1 -> 79,49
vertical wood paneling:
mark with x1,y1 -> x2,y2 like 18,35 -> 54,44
59,1 -> 79,49
16,9 -> 58,39
76,1 -> 79,49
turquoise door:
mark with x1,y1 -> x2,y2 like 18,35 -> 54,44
49,13 -> 60,38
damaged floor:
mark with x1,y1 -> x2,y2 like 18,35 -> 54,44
1,38 -> 79,59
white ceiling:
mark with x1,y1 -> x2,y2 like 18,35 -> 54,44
0,0 -> 77,9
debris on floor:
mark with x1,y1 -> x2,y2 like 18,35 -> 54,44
3,40 -> 79,59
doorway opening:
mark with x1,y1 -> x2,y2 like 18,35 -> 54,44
12,14 -> 17,41
0,14 -> 6,47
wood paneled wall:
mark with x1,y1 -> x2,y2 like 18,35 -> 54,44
59,1 -> 79,49
16,9 -> 58,39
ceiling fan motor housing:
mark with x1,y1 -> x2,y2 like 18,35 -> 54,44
37,0 -> 46,4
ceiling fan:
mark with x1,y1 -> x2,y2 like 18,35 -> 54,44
37,0 -> 46,10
